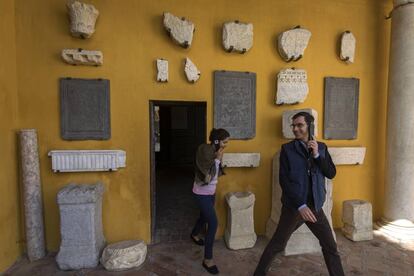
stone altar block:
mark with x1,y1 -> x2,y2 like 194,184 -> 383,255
56,183 -> 106,270
224,192 -> 257,250
342,200 -> 373,241
101,240 -> 147,271
266,152 -> 335,255
214,71 -> 256,139
324,77 -> 359,140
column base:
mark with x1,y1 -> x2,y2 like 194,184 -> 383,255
374,218 -> 414,241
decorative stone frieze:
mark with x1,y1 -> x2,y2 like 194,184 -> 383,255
62,49 -> 103,66
276,68 -> 308,105
48,150 -> 126,172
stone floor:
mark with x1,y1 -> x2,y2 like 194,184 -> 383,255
5,231 -> 414,276
154,166 -> 199,243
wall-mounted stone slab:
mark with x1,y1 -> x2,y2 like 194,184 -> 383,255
342,200 -> 373,241
222,21 -> 253,53
163,12 -> 194,48
282,108 -> 318,139
340,31 -> 356,63
224,192 -> 257,250
101,240 -> 147,271
222,153 -> 260,167
329,147 -> 366,165
60,78 -> 110,140
214,71 -> 256,139
278,27 -> 311,62
156,59 -> 168,82
266,152 -> 335,255
276,68 -> 308,105
48,150 -> 126,172
184,57 -> 200,83
67,0 -> 99,39
56,183 -> 105,270
324,77 -> 359,139
62,49 -> 103,66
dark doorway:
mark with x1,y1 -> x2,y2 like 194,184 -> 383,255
149,101 -> 206,244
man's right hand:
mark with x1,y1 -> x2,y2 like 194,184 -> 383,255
299,206 -> 317,223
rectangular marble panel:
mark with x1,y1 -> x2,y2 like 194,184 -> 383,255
60,78 -> 110,140
214,71 -> 256,139
324,77 -> 359,140
328,147 -> 366,165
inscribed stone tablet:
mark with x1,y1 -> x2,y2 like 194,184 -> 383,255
60,78 -> 110,140
214,71 -> 256,139
324,77 -> 359,139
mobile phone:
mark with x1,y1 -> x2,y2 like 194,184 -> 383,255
308,122 -> 315,141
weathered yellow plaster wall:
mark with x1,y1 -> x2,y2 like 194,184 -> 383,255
0,0 -> 22,271
11,0 -> 392,255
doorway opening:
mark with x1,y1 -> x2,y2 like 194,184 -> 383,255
149,100 -> 206,243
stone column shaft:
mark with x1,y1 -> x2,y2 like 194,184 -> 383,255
19,129 -> 46,261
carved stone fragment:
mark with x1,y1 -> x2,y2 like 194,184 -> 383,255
276,68 -> 308,105
62,49 -> 103,66
222,153 -> 260,167
340,31 -> 356,63
163,12 -> 194,48
156,59 -> 168,82
278,27 -> 311,61
329,147 -> 366,165
342,200 -> 373,241
222,21 -> 253,53
184,57 -> 200,83
67,0 -> 99,39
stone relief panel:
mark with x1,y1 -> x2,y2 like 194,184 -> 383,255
222,21 -> 253,53
163,12 -> 195,48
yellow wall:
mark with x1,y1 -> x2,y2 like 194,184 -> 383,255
9,0 -> 392,256
0,0 -> 23,271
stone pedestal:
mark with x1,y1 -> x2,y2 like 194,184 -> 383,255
375,0 -> 414,241
56,183 -> 105,270
342,200 -> 373,241
266,152 -> 335,255
224,192 -> 257,250
101,240 -> 147,271
19,129 -> 46,261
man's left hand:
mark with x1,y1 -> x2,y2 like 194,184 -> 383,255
308,139 -> 319,158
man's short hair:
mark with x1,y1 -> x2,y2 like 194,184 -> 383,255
292,112 -> 314,126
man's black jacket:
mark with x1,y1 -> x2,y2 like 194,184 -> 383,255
279,140 -> 336,211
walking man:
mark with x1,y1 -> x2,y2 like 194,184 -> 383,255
254,112 -> 345,276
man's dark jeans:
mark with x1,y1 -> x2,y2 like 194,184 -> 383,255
254,205 -> 345,276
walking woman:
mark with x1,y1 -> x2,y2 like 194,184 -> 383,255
190,128 -> 230,274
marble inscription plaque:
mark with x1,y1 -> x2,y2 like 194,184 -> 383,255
60,78 -> 110,140
324,77 -> 359,139
214,71 -> 256,139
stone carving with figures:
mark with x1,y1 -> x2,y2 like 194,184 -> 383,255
67,0 -> 99,39
222,21 -> 253,53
